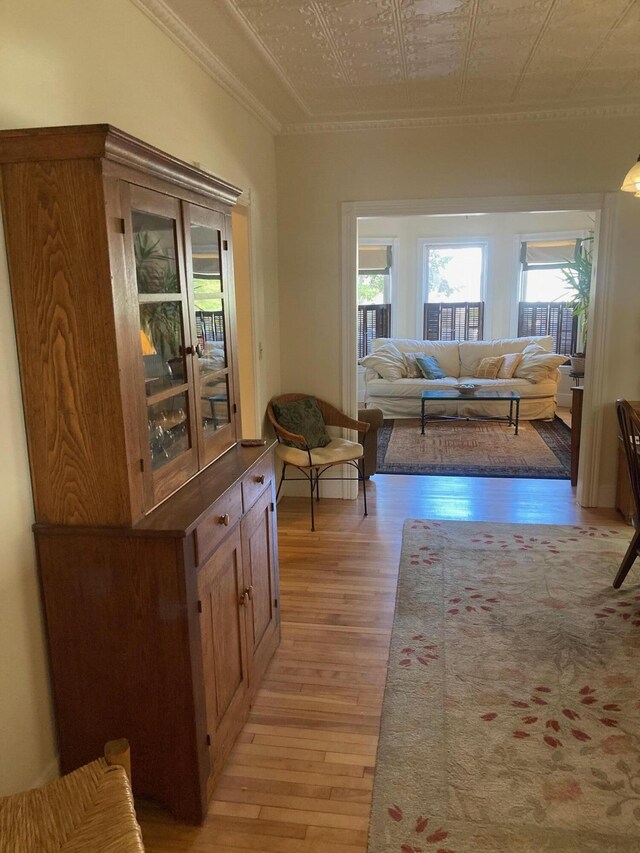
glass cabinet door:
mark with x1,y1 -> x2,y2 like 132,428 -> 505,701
127,186 -> 199,507
184,202 -> 238,465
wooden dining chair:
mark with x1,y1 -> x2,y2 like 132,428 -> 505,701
267,394 -> 370,531
613,399 -> 640,588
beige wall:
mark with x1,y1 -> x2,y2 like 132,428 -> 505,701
0,0 -> 279,793
276,119 -> 640,502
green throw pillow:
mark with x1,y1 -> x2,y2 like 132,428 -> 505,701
416,355 -> 446,380
272,397 -> 331,449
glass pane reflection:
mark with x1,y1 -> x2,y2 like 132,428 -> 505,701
139,303 -> 186,395
190,223 -> 222,297
133,211 -> 179,294
147,393 -> 190,471
200,375 -> 230,438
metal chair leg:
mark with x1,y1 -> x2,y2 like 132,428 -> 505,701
309,469 -> 315,532
276,462 -> 287,501
360,458 -> 368,517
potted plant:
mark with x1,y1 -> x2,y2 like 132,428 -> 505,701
560,235 -> 593,374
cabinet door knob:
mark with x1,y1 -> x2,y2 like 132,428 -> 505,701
238,590 -> 248,607
255,474 -> 265,484
247,585 -> 254,601
218,513 -> 230,526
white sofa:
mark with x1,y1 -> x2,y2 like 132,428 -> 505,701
363,335 -> 563,420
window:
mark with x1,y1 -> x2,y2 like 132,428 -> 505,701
517,235 -> 587,355
520,237 -> 582,303
422,242 -> 486,341
357,240 -> 392,358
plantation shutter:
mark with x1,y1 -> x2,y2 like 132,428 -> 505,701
517,302 -> 576,356
357,303 -> 391,359
423,302 -> 483,341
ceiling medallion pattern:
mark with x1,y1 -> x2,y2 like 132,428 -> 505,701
144,0 -> 640,132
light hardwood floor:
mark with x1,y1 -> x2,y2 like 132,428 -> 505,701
138,474 -> 620,852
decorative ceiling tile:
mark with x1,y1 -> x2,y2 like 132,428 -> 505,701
148,0 -> 640,130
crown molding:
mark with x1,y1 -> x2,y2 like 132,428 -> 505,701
222,0 -> 312,117
130,0 -> 281,135
282,102 -> 640,135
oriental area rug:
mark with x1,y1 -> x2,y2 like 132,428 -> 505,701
368,520 -> 640,853
377,417 -> 571,479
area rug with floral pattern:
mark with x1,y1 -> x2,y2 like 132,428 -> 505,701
368,520 -> 640,853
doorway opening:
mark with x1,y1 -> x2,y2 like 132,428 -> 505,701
341,193 -> 611,504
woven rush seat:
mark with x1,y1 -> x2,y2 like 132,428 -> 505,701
0,742 -> 145,853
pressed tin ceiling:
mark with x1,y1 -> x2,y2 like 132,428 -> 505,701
136,0 -> 640,132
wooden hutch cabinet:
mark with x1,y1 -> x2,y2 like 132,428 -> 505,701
0,125 -> 280,823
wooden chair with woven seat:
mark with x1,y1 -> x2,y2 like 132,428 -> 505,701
0,739 -> 145,852
613,399 -> 640,588
267,394 -> 370,531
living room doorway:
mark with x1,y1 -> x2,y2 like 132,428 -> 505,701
341,193 -> 614,506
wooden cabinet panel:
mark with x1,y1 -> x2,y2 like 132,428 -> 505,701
197,526 -> 250,784
242,453 -> 273,511
0,158 -> 133,525
242,485 -> 280,693
35,530 -> 207,824
194,482 -> 243,564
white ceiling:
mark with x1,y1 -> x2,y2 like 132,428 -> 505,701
136,0 -> 640,133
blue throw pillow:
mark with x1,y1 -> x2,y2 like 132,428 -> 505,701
416,355 -> 446,380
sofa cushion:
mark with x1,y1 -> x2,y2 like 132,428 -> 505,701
416,355 -> 446,380
458,336 -> 552,377
514,352 -> 567,383
457,377 -> 559,397
360,342 -> 407,380
475,356 -> 504,379
497,352 -> 522,379
374,338 -> 460,378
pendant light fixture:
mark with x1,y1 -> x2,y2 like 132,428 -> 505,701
621,153 -> 640,196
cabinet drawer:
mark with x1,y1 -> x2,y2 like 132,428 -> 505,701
242,455 -> 273,511
195,484 -> 243,565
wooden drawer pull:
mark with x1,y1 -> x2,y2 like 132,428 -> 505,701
218,513 -> 230,526
255,474 -> 265,484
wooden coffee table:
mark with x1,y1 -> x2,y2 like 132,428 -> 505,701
420,389 -> 521,435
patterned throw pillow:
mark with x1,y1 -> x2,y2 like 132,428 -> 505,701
475,356 -> 505,379
497,352 -> 522,379
403,352 -> 426,379
271,397 -> 331,449
416,355 -> 446,380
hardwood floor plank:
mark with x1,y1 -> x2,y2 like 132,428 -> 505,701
213,785 -> 370,816
138,473 -> 619,852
